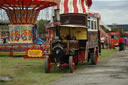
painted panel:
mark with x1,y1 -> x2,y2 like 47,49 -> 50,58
60,27 -> 87,40
88,31 -> 98,48
9,25 -> 33,44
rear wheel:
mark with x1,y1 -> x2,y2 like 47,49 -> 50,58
69,56 -> 75,73
45,57 -> 51,73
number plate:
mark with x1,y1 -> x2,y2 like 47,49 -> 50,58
28,50 -> 42,57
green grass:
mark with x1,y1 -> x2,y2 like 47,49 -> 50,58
99,47 -> 119,61
0,58 -> 67,85
0,48 -> 118,85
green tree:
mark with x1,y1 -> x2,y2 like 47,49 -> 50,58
110,27 -> 127,37
36,19 -> 49,36
111,28 -> 124,34
100,25 -> 110,33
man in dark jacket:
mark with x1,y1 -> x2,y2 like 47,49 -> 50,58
32,24 -> 37,44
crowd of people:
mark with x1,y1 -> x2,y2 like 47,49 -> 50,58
119,37 -> 128,51
100,36 -> 128,51
100,37 -> 109,49
0,37 -> 10,44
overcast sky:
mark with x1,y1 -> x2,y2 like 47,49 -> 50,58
90,0 -> 128,25
1,0 -> 128,25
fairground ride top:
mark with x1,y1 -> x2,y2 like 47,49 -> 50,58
0,0 -> 59,24
0,0 -> 59,44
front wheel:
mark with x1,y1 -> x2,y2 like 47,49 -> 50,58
45,57 -> 51,73
69,56 -> 75,73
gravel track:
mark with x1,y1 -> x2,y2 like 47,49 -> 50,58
50,50 -> 128,85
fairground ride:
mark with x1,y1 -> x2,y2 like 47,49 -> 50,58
0,0 -> 58,44
0,0 -> 58,57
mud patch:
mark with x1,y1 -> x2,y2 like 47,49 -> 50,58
76,68 -> 123,75
88,68 -> 122,73
85,83 -> 99,85
116,55 -> 127,57
124,68 -> 128,72
0,76 -> 12,82
120,60 -> 128,62
110,73 -> 128,79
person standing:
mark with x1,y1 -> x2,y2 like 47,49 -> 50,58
119,37 -> 124,51
101,37 -> 105,49
105,37 -> 109,49
32,24 -> 37,44
123,37 -> 127,50
3,38 -> 6,44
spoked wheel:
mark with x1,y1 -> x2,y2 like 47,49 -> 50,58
45,57 -> 51,73
91,53 -> 97,65
69,56 -> 75,73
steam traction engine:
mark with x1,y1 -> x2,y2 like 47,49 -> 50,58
45,0 -> 101,73
45,13 -> 100,73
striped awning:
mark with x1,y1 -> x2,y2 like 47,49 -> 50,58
0,0 -> 59,10
57,0 -> 92,14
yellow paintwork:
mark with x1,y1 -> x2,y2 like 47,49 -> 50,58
53,27 -> 87,40
28,50 -> 42,57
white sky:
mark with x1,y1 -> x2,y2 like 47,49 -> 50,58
91,0 -> 128,25
0,0 -> 128,25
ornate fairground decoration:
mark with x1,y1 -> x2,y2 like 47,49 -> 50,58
10,26 -> 20,41
21,26 -> 28,41
28,50 -> 42,57
9,25 -> 33,44
0,0 -> 59,44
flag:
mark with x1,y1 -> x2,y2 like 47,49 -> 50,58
86,0 -> 92,7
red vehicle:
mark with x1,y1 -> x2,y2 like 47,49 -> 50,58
108,31 -> 120,48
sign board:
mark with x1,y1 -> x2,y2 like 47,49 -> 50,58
28,50 -> 42,57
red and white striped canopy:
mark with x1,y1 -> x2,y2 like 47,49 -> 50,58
0,0 -> 59,10
57,0 -> 92,14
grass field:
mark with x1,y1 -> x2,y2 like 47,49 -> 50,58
0,48 -> 118,85
99,47 -> 119,61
